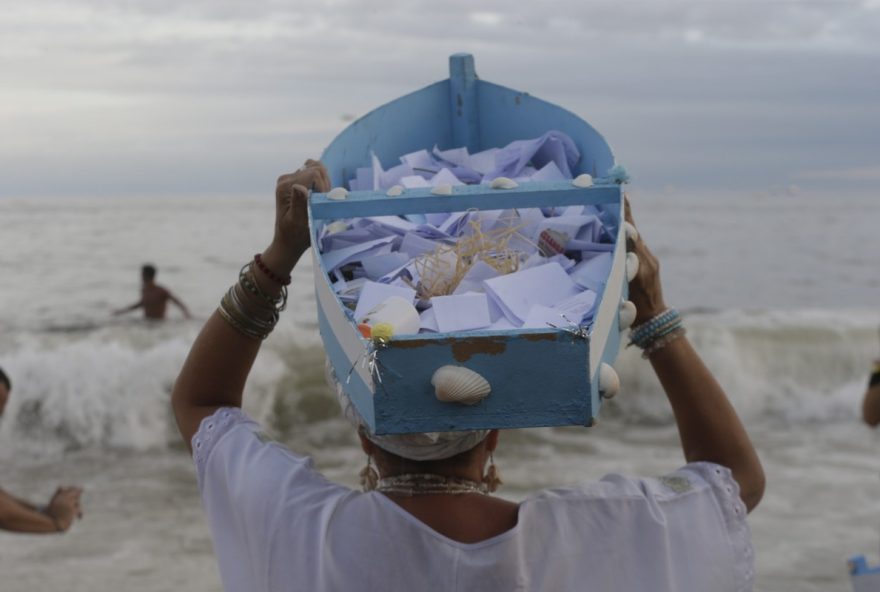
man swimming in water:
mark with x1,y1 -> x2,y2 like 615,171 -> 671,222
114,264 -> 191,320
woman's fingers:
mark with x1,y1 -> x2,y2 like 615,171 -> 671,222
277,164 -> 330,196
624,194 -> 635,225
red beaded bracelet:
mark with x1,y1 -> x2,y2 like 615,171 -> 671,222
254,253 -> 291,286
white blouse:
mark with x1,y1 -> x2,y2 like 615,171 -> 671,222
193,408 -> 754,592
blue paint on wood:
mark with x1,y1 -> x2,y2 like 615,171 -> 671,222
319,55 -> 616,187
311,182 -> 620,220
850,555 -> 880,575
477,81 -> 614,179
448,53 -> 479,151
321,81 -> 452,187
373,332 -> 591,434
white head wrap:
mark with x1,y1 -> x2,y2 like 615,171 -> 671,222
325,359 -> 489,461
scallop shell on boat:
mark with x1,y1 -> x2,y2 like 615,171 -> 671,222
386,185 -> 404,197
572,174 -> 593,188
618,300 -> 637,330
625,252 -> 640,282
598,363 -> 620,399
327,187 -> 348,201
431,184 -> 454,196
431,365 -> 491,405
490,177 -> 518,190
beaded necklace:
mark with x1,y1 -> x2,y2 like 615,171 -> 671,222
376,473 -> 488,496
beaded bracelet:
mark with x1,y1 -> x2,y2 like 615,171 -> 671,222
628,308 -> 686,357
629,308 -> 682,349
239,263 -> 288,312
254,253 -> 291,286
641,327 -> 687,359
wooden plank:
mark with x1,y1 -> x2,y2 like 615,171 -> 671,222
449,53 -> 479,151
310,182 -> 620,219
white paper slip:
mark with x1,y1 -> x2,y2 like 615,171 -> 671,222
467,148 -> 499,175
419,306 -> 439,332
553,289 -> 598,322
321,238 -> 396,273
453,260 -> 501,295
361,252 -> 411,280
399,233 -> 441,258
431,293 -> 492,333
429,168 -> 465,187
521,252 -> 575,271
483,262 -> 580,324
568,252 -> 613,292
489,316 -> 517,330
433,145 -> 470,167
380,163 -> 414,189
424,212 -> 451,227
353,281 -> 416,322
400,149 -> 438,174
521,305 -> 567,329
400,175 -> 431,188
528,161 -> 567,182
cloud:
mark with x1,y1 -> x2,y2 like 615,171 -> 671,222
794,165 -> 880,181
0,1 -> 878,197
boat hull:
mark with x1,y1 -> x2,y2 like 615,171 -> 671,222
310,54 -> 627,435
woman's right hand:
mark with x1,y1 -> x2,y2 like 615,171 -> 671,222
45,486 -> 83,531
263,160 -> 331,274
624,196 -> 668,326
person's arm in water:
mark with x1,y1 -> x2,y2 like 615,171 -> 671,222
113,300 -> 143,316
172,161 -> 331,451
165,289 -> 192,319
861,360 -> 880,427
626,199 -> 765,512
0,487 -> 83,533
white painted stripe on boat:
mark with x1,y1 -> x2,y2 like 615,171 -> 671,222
589,223 -> 626,377
313,251 -> 375,391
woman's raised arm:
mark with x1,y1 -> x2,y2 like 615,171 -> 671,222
171,161 -> 330,452
625,198 -> 765,512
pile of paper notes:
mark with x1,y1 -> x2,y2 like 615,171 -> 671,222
347,131 -> 582,191
319,132 -> 616,336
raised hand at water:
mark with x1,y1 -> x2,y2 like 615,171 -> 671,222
624,196 -> 667,326
265,160 -> 331,274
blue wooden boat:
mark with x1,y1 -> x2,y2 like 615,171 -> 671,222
850,555 -> 880,591
309,53 -> 631,435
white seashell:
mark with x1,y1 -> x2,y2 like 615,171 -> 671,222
619,300 -> 637,330
431,184 -> 454,196
624,221 -> 639,242
490,177 -> 518,190
572,174 -> 593,188
625,252 -> 640,282
431,365 -> 491,405
325,221 -> 348,235
598,363 -> 620,399
327,187 -> 348,201
386,185 -> 404,197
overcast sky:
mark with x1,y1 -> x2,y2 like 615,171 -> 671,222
1,0 -> 877,198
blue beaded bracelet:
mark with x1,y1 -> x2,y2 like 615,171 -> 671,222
629,308 -> 683,350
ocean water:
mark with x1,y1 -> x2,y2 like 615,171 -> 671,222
1,191 -> 879,591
